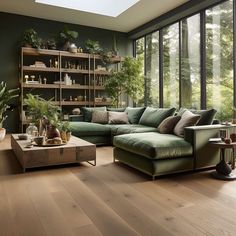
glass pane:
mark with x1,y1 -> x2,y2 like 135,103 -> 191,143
206,0 -> 233,121
135,37 -> 145,106
163,23 -> 179,108
146,32 -> 159,107
181,14 -> 201,109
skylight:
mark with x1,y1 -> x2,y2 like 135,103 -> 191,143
35,0 -> 140,17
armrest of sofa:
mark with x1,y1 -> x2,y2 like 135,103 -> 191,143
184,125 -> 229,169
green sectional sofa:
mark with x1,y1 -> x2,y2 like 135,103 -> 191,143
70,106 -> 226,179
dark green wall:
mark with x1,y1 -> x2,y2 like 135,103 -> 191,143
0,12 -> 132,133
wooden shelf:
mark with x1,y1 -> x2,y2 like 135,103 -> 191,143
61,85 -> 90,90
61,101 -> 91,106
22,83 -> 60,89
94,86 -> 106,90
22,66 -> 59,72
93,70 -> 111,75
60,51 -> 89,58
61,68 -> 89,74
94,102 -> 112,106
22,47 -> 60,56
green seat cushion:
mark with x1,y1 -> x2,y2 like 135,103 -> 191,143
70,122 -> 111,137
81,107 -> 107,122
105,124 -> 157,136
125,107 -> 146,124
139,107 -> 176,127
113,132 -> 193,160
178,108 -> 217,125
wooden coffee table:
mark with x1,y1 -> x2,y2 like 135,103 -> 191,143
11,134 -> 96,172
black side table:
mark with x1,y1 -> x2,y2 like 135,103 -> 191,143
210,142 -> 236,180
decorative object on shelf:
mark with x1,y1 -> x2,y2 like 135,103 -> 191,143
64,73 -> 72,85
45,38 -> 57,50
72,108 -> 81,115
0,82 -> 19,141
58,26 -> 79,51
24,75 -> 29,83
43,77 -> 47,84
85,39 -> 102,54
77,95 -> 83,101
105,56 -> 143,107
69,43 -> 77,53
77,47 -> 83,53
21,28 -> 42,49
46,125 -> 61,139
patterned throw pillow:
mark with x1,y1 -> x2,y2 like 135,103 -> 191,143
91,111 -> 108,124
174,110 -> 201,137
157,116 -> 181,134
108,112 -> 129,124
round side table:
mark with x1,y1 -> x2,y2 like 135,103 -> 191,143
210,142 -> 236,180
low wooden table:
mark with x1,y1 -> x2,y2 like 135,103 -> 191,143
210,142 -> 236,180
11,134 -> 96,172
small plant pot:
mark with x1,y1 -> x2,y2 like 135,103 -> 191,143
66,132 -> 71,142
60,131 -> 67,143
0,128 -> 6,141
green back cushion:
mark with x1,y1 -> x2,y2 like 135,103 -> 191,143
81,107 -> 107,122
139,107 -> 176,127
125,107 -> 146,124
107,107 -> 126,112
177,107 -> 217,125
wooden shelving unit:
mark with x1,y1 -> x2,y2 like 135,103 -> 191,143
20,47 -> 122,131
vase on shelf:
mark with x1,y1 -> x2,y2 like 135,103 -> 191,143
46,125 -> 61,139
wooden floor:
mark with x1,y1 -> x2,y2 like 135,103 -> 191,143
1,135 -> 236,236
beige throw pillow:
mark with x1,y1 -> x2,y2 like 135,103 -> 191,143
174,110 -> 200,137
108,112 -> 129,124
91,110 -> 108,124
157,116 -> 181,134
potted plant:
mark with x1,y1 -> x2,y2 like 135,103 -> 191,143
21,28 -> 42,49
85,39 -> 102,54
59,27 -> 79,51
58,121 -> 71,142
24,94 -> 61,136
104,56 -> 144,107
0,82 -> 19,141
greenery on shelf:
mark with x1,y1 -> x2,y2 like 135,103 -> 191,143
0,82 -> 19,128
21,28 -> 42,49
58,120 -> 71,132
58,27 -> 79,50
24,94 -> 60,126
85,39 -> 103,54
105,56 -> 144,107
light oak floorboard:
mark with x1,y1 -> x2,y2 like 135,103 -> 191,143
1,135 -> 236,236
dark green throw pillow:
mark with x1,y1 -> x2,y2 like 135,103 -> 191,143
139,107 -> 176,127
81,106 -> 107,122
125,107 -> 146,124
177,107 -> 217,126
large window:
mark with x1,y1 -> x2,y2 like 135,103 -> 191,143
146,32 -> 159,107
135,37 -> 145,106
206,0 -> 233,121
134,0 -> 234,121
181,14 -> 201,109
163,23 -> 179,108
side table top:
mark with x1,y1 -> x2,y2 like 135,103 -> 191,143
209,141 -> 236,148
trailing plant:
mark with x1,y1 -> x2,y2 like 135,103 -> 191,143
21,28 -> 42,49
0,82 -> 19,128
104,56 -> 144,107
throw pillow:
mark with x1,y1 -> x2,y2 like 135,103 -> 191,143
157,116 -> 181,134
107,107 -> 126,112
139,107 -> 176,127
125,107 -> 146,124
108,112 -> 129,124
174,110 -> 201,137
91,111 -> 108,124
81,106 -> 107,122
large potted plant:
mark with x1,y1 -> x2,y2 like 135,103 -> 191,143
0,82 -> 19,141
24,94 -> 61,136
104,56 -> 144,107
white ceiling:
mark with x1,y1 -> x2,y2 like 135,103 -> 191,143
0,0 -> 189,32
